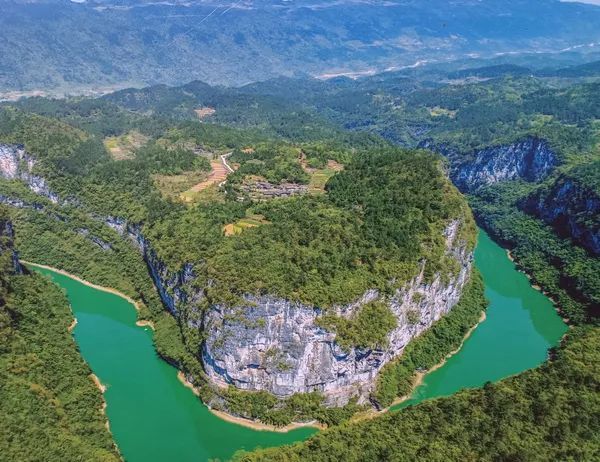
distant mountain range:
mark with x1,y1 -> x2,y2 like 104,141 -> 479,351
2,0 -> 600,93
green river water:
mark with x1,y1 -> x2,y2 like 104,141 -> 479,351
30,229 -> 567,461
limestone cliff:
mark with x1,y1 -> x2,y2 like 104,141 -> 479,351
106,215 -> 472,405
521,172 -> 600,256
104,216 -> 199,316
201,220 -> 471,405
419,137 -> 559,192
0,214 -> 22,274
0,144 -> 474,407
0,144 -> 59,203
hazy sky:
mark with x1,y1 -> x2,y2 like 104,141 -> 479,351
562,0 -> 600,5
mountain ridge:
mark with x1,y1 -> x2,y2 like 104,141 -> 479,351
2,0 -> 600,92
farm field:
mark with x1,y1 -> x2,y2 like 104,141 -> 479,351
104,131 -> 149,160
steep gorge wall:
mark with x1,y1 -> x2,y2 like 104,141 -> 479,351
103,216 -> 472,405
0,144 -> 59,203
104,217 -> 198,316
522,174 -> 600,256
419,137 -> 598,256
0,142 -> 473,407
0,215 -> 22,275
419,137 -> 559,192
201,221 -> 472,405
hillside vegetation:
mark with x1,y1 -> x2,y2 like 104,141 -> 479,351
0,61 -> 598,452
236,326 -> 600,462
0,209 -> 119,462
3,0 -> 600,92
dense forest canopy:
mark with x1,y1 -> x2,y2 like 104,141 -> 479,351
0,54 -> 598,460
0,208 -> 119,461
146,148 -> 473,307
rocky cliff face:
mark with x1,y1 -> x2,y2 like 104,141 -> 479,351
0,145 -> 474,406
0,144 -> 59,203
420,137 -> 559,192
522,175 -> 600,256
105,214 -> 472,406
75,214 -> 473,406
104,216 -> 199,316
201,220 -> 472,405
0,216 -> 22,275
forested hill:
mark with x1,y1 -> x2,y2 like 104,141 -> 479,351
0,63 -> 481,426
3,70 -> 598,323
0,60 -> 597,451
0,208 -> 120,461
2,0 -> 600,94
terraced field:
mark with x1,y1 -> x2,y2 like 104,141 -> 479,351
180,153 -> 234,203
306,160 -> 343,194
223,214 -> 269,236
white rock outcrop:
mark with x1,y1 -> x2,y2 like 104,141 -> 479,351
201,220 -> 472,405
0,144 -> 59,203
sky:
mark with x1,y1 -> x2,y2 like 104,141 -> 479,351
562,0 -> 600,5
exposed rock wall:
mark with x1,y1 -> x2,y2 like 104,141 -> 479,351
420,137 -> 559,192
0,146 -> 474,407
0,216 -> 22,274
104,216 -> 198,315
201,220 -> 472,405
94,215 -> 473,406
522,175 -> 600,256
0,144 -> 59,203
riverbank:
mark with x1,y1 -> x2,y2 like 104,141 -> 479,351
176,371 -> 324,433
505,250 -> 570,324
90,373 -> 107,393
26,260 -> 321,432
21,260 -> 157,331
90,373 -> 110,431
24,258 -> 489,431
387,309 -> 487,410
136,319 -> 156,330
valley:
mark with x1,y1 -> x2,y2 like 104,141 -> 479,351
20,226 -> 565,462
0,26 -> 598,461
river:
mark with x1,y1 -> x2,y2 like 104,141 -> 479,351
29,228 -> 567,461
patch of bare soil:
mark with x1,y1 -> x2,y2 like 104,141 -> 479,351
194,107 -> 216,120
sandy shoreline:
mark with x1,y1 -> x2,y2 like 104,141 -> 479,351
90,373 -> 107,393
68,317 -> 78,333
176,371 -> 323,433
89,373 -> 114,434
22,260 -> 142,309
136,319 -> 156,330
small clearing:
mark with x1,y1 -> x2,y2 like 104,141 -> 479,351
428,106 -> 457,118
180,183 -> 225,204
195,107 -> 216,120
306,160 -> 344,195
104,131 -> 149,160
223,214 -> 269,236
153,170 -> 211,201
